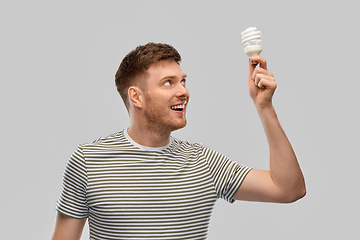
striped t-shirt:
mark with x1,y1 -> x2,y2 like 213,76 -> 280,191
56,129 -> 252,240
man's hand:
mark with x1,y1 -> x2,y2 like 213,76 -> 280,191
247,55 -> 277,109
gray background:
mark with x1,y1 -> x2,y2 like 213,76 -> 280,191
1,0 -> 359,239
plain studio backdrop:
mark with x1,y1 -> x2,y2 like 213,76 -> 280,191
1,1 -> 359,239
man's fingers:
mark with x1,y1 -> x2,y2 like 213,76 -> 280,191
257,78 -> 277,90
248,55 -> 275,90
248,55 -> 270,84
252,67 -> 274,79
253,73 -> 275,87
250,55 -> 267,70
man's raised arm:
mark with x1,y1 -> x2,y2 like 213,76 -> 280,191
234,55 -> 306,203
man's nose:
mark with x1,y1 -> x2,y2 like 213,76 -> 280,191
175,83 -> 189,98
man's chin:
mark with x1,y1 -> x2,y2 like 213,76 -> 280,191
171,119 -> 187,132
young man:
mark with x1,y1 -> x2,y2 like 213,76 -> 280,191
51,43 -> 306,240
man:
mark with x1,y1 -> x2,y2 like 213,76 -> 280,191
51,42 -> 306,240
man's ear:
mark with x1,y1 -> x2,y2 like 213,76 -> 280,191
128,86 -> 143,109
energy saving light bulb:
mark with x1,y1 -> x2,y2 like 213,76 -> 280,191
241,27 -> 262,65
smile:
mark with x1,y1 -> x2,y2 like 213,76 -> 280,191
170,102 -> 186,111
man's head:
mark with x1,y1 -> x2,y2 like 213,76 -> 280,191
115,42 -> 182,111
115,42 -> 189,133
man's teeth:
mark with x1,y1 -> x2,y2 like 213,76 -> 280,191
171,104 -> 185,110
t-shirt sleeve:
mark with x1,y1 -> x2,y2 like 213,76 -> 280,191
56,146 -> 88,218
201,146 -> 252,203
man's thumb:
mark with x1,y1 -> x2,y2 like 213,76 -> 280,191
248,58 -> 256,79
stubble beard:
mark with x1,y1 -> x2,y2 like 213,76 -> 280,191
144,98 -> 187,135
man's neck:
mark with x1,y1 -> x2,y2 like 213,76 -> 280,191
127,125 -> 171,148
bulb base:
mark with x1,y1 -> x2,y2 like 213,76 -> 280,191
244,45 -> 262,57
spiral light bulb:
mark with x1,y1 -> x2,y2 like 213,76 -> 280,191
241,27 -> 262,58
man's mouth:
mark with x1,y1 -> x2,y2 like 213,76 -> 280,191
170,102 -> 186,111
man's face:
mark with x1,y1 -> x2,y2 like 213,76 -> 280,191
142,60 -> 189,133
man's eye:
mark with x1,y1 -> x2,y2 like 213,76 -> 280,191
180,79 -> 186,85
163,81 -> 171,86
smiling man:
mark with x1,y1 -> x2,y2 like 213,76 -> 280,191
51,42 -> 306,240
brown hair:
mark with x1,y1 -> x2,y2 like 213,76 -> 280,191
115,42 -> 182,111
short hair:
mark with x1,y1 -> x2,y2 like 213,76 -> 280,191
115,42 -> 182,111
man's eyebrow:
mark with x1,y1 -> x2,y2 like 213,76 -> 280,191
161,74 -> 187,80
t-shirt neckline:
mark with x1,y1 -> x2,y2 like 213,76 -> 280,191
124,129 -> 171,152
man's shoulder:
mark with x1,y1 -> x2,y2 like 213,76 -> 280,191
170,137 -> 205,152
78,130 -> 128,149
